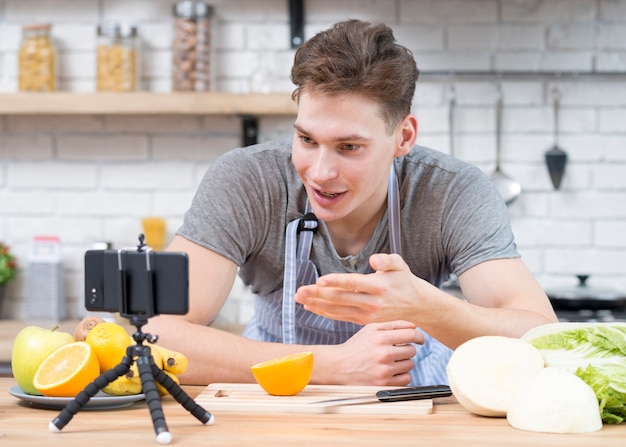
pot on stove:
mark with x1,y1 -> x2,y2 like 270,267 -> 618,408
545,274 -> 626,312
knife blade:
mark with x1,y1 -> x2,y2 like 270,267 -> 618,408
310,385 -> 452,406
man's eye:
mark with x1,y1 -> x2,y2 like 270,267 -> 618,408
342,144 -> 360,151
300,136 -> 316,145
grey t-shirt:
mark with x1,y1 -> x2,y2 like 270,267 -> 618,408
178,136 -> 519,296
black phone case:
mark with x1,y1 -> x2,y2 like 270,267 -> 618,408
84,249 -> 189,316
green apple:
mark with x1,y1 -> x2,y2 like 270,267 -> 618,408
11,325 -> 75,395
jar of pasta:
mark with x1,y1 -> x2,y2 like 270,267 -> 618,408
18,23 -> 56,91
96,23 -> 139,92
172,1 -> 213,91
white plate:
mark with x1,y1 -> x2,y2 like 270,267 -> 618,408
8,386 -> 145,410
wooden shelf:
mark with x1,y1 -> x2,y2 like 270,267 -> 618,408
0,92 -> 298,115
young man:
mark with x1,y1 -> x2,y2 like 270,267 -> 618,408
147,20 -> 557,386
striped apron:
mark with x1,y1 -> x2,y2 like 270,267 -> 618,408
242,168 -> 452,385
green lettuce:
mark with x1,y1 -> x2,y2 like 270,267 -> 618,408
522,322 -> 626,424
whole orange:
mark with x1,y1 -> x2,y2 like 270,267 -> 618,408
85,322 -> 131,372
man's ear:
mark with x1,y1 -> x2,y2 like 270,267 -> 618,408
395,114 -> 418,157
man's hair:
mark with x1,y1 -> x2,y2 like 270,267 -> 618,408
290,20 -> 419,134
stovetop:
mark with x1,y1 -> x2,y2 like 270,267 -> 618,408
555,308 -> 626,322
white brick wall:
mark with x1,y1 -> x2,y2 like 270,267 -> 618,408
1,0 -> 626,322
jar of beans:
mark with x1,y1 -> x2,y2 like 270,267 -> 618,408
96,23 -> 139,92
172,1 -> 213,91
18,23 -> 56,91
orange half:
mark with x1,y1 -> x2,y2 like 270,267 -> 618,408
251,351 -> 314,396
33,341 -> 100,397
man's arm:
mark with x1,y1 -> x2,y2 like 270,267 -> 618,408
145,236 -> 423,386
294,254 -> 557,350
427,257 -> 558,349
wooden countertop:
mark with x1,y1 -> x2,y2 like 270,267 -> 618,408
1,378 -> 625,446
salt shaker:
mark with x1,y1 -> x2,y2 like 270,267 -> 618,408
172,1 -> 213,91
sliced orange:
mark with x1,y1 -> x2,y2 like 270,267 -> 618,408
85,322 -> 131,372
251,351 -> 314,396
33,341 -> 100,397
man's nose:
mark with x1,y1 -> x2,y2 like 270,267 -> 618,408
310,150 -> 339,181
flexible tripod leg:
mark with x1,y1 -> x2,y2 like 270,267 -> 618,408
50,355 -> 134,432
150,363 -> 214,425
135,352 -> 173,444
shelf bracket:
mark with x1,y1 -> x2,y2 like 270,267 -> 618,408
242,115 -> 259,146
289,0 -> 304,48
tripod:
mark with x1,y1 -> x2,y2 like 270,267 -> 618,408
49,238 -> 214,444
49,314 -> 213,444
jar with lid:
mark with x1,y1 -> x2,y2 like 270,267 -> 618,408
172,1 -> 213,91
18,23 -> 57,91
96,23 -> 139,91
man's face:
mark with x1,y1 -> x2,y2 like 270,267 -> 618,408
292,91 -> 409,227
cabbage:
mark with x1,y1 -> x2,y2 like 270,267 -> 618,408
446,336 -> 545,417
507,367 -> 603,433
522,322 -> 626,424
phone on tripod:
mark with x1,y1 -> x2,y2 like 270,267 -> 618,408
54,245 -> 211,440
84,249 -> 189,317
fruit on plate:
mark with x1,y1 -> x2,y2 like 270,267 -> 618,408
33,341 -> 100,397
152,343 -> 189,375
251,351 -> 314,396
11,325 -> 75,395
74,316 -> 106,341
123,340 -> 189,395
85,322 -> 132,372
102,372 -> 143,396
446,335 -> 545,417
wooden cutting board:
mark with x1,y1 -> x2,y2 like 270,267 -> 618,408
195,383 -> 433,415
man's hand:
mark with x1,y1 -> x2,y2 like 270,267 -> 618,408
295,253 -> 431,325
325,320 -> 423,386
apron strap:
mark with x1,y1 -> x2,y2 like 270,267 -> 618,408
388,166 -> 402,256
282,204 -> 317,344
282,167 -> 401,344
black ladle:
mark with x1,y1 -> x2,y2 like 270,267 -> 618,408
545,87 -> 568,190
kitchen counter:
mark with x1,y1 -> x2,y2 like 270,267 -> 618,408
1,378 -> 625,446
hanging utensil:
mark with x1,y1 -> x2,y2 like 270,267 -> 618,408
545,87 -> 568,190
448,85 -> 457,157
490,85 -> 522,205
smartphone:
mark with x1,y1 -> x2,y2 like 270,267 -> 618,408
84,249 -> 189,317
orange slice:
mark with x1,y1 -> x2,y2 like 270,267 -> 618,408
33,341 -> 100,397
251,351 -> 314,396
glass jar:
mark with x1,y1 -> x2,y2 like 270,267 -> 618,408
18,23 -> 56,91
96,23 -> 139,92
172,1 -> 213,91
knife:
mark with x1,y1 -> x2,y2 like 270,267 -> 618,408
310,385 -> 452,406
